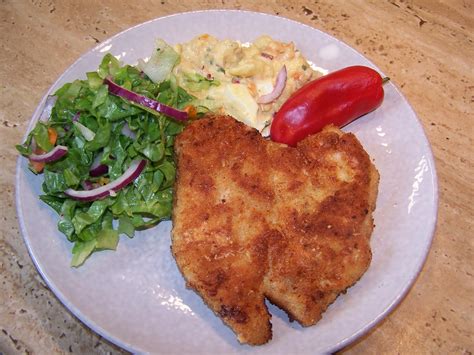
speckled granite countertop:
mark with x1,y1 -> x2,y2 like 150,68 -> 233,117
1,1 -> 472,354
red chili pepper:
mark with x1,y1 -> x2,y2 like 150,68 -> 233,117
270,65 -> 387,146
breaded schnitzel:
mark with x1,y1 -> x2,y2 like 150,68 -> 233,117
171,115 -> 379,345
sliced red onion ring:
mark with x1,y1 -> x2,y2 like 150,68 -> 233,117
72,112 -> 81,122
104,78 -> 188,121
89,151 -> 108,178
121,122 -> 136,139
73,121 -> 95,141
39,95 -> 58,122
62,112 -> 80,133
89,156 -> 108,177
89,165 -> 108,177
29,145 -> 68,163
81,180 -> 95,191
257,65 -> 287,104
65,159 -> 147,201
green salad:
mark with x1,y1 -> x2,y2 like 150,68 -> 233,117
17,50 -> 200,267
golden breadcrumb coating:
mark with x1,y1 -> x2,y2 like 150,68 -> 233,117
171,115 -> 379,345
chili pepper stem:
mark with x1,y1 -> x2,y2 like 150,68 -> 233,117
382,77 -> 390,85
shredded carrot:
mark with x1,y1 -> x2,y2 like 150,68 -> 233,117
29,128 -> 57,173
29,147 -> 45,173
30,160 -> 45,173
184,105 -> 198,119
48,127 -> 58,145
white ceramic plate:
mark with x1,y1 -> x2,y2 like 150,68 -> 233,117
16,10 -> 438,354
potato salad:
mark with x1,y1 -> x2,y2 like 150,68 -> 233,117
140,34 -> 320,133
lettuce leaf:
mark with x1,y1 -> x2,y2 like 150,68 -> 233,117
140,39 -> 180,84
17,51 -> 195,267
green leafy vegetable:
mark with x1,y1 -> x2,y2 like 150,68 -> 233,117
17,52 -> 197,267
32,122 -> 54,152
140,39 -> 180,84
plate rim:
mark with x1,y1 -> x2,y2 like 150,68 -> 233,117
15,9 -> 439,354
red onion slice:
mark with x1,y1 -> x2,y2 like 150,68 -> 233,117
261,52 -> 274,60
104,78 -> 188,121
73,121 -> 95,141
65,159 -> 146,201
29,145 -> 68,163
72,112 -> 81,122
81,180 -> 95,191
39,95 -> 58,122
121,122 -> 136,139
257,65 -> 287,104
89,152 -> 108,177
89,163 -> 108,177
